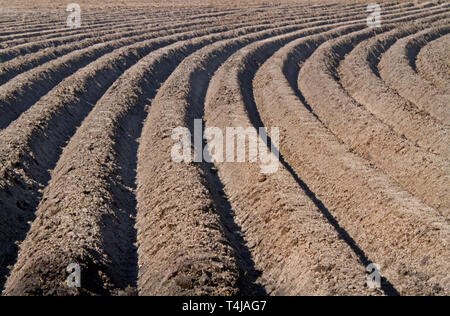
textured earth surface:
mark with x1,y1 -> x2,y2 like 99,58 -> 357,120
0,0 -> 449,296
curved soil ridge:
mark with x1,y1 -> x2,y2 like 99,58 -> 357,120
339,19 -> 450,157
252,20 -> 449,296
416,34 -> 450,93
379,25 -> 450,125
299,23 -> 450,218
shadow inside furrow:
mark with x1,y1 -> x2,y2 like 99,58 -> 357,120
0,180 -> 40,292
239,43 -> 400,296
0,48 -> 149,293
109,105 -> 146,291
0,47 -> 114,130
200,158 -> 267,296
186,70 -> 267,296
404,28 -> 450,72
362,27 -> 450,79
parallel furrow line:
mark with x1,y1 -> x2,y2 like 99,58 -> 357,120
135,18 -> 389,296
0,22 -> 274,130
415,33 -> 450,93
0,14 -> 242,61
0,25 -> 261,291
0,2 -> 379,131
0,7 -> 234,42
0,5 -> 326,84
339,20 -> 450,157
298,15 -> 450,218
202,26 -> 378,296
379,26 -> 450,124
0,2 -> 364,63
252,21 -> 449,297
2,27 -> 256,296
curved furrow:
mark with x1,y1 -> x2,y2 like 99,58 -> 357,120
2,28 -> 252,296
0,6 -> 237,32
379,26 -> 450,124
0,14 -> 238,61
0,28 -> 190,130
0,21 -> 64,36
0,7 -> 237,52
0,21 -> 240,84
0,2 -> 364,64
0,8 -> 205,43
137,20 -> 389,296
339,21 -> 450,157
0,0 -> 403,52
136,23 -> 302,297
1,7 -> 247,34
0,5 -> 303,47
0,14 -> 353,294
0,5 -> 316,63
0,13 -> 142,37
0,28 -> 233,292
0,20 -> 306,292
202,29 -> 380,296
0,2 -> 378,132
0,13 -> 115,35
0,7 -> 175,33
416,33 -> 450,93
0,16 -> 153,44
0,22 -> 267,131
0,5 -> 321,85
136,1 -> 445,296
298,23 -> 450,218
0,0 -> 446,297
0,23 -> 203,81
251,24 -> 449,297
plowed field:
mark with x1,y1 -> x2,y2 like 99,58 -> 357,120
0,0 -> 449,296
